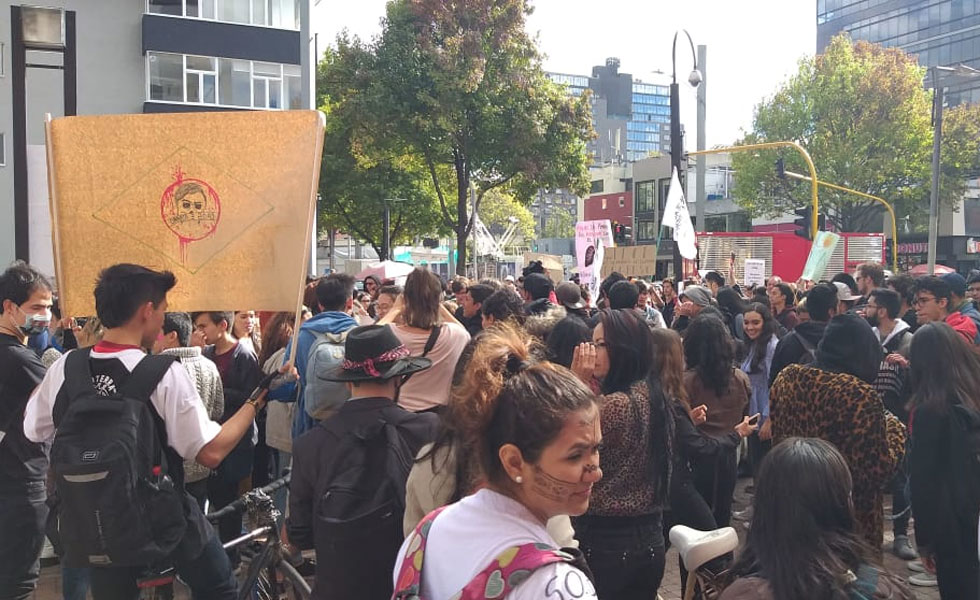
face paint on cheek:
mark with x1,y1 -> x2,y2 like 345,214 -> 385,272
531,464 -> 581,503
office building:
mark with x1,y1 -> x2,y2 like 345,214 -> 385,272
1,0 -> 316,269
817,0 -> 980,105
549,57 -> 672,165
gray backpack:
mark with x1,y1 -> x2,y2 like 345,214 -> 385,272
304,329 -> 354,420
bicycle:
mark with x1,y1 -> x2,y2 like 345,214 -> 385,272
669,524 -> 740,600
207,474 -> 312,600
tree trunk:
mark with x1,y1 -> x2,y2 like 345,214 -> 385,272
455,167 -> 470,276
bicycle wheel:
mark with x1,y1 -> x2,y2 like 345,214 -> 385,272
275,558 -> 312,600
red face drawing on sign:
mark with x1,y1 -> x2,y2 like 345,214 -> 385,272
160,167 -> 221,263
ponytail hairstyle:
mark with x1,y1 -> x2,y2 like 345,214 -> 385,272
447,323 -> 598,489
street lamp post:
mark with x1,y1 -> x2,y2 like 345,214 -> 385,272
669,30 -> 701,278
925,64 -> 980,275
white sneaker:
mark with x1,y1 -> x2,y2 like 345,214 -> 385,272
907,560 -> 926,573
909,573 -> 939,587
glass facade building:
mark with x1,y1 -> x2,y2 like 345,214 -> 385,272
549,64 -> 672,164
817,0 -> 980,105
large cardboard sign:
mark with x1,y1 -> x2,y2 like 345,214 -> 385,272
600,245 -> 657,278
523,252 -> 564,283
45,111 -> 325,317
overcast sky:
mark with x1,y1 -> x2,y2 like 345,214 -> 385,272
312,0 -> 817,148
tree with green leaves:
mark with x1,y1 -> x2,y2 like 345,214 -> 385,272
732,35 -> 978,233
316,40 -> 449,258
354,0 -> 593,274
540,208 -> 575,239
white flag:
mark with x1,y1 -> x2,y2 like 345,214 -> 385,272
663,167 -> 698,260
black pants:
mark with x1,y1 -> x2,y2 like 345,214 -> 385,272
747,433 -> 772,482
667,477 -> 722,586
889,459 -> 911,537
0,480 -> 47,600
185,478 -> 209,513
936,546 -> 979,600
207,475 -> 244,563
89,531 -> 236,600
694,448 -> 738,528
574,513 -> 666,600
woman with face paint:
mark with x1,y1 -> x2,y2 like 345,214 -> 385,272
569,308 -> 675,599
392,324 -> 602,600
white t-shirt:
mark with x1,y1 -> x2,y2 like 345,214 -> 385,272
393,489 -> 597,600
24,347 -> 222,461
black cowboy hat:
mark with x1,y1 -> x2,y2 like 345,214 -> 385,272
318,324 -> 432,382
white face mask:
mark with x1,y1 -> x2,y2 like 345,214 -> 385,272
14,305 -> 51,336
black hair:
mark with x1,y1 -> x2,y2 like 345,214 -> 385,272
704,271 -> 726,288
830,272 -> 858,295
546,316 -> 592,369
162,312 -> 193,347
968,273 -> 980,286
466,283 -> 495,305
744,302 -> 777,375
683,313 -> 735,396
910,322 -> 980,415
597,308 -> 654,395
886,273 -> 915,305
716,286 -> 747,321
0,261 -> 52,313
94,264 -> 176,328
868,288 -> 901,320
600,272 -> 626,300
316,272 -> 356,312
805,283 -> 838,322
481,289 -> 526,326
192,311 -> 234,330
912,275 -> 953,307
728,437 -> 877,600
608,280 -> 640,310
378,284 -> 402,298
774,282 -> 796,307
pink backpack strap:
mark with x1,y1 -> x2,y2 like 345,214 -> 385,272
392,506 -> 449,600
458,543 -> 577,599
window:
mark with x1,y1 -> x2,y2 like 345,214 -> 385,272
148,51 -> 302,109
148,0 -> 300,29
636,180 -> 656,213
590,180 -> 604,194
618,196 -> 625,208
636,220 -> 657,241
601,197 -> 607,210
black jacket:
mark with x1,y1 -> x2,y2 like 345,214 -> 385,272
288,397 -> 438,599
0,333 -> 48,481
670,401 -> 739,491
768,320 -> 827,387
203,341 -> 261,481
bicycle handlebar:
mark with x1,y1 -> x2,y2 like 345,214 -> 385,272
206,473 -> 290,522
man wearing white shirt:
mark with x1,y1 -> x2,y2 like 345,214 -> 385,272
24,263 -> 271,599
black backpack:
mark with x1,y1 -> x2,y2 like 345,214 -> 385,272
313,410 -> 420,599
50,349 -> 186,567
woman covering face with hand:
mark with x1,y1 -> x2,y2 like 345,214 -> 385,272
393,325 -> 602,600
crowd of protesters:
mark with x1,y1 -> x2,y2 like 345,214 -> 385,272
1,256 -> 979,600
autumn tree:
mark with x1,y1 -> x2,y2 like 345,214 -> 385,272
316,40 -> 449,258
732,35 -> 977,233
356,0 -> 593,274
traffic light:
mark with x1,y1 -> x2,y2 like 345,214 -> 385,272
613,223 -> 632,245
775,158 -> 786,179
793,206 -> 826,240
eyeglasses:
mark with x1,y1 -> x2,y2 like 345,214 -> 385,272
913,295 -> 936,306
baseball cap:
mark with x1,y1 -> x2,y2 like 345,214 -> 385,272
504,275 -> 515,283
833,281 -> 860,302
555,282 -> 585,310
941,272 -> 968,297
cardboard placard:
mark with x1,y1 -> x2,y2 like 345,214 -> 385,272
600,245 -> 658,278
801,231 -> 842,281
45,110 -> 325,317
523,252 -> 564,283
575,220 -> 614,288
